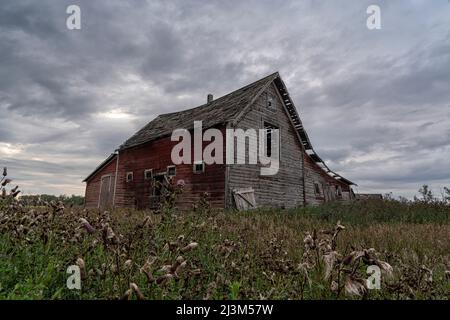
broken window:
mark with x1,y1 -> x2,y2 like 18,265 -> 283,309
314,182 -> 321,195
193,161 -> 205,174
335,185 -> 342,198
167,165 -> 176,177
268,96 -> 273,108
266,92 -> 276,110
126,172 -> 133,182
144,169 -> 153,180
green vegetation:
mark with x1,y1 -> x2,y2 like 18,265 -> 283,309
290,198 -> 450,225
18,194 -> 85,207
1,167 -> 84,208
1,168 -> 449,299
0,200 -> 449,300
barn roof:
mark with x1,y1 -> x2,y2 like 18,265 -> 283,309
270,76 -> 356,186
86,72 -> 355,186
82,153 -> 116,182
119,72 -> 279,150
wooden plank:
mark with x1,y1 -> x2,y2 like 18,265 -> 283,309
233,188 -> 256,210
227,83 -> 304,209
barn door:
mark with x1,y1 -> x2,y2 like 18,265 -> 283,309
233,188 -> 257,211
149,174 -> 169,209
99,175 -> 114,208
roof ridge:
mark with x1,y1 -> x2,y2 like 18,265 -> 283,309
119,72 -> 280,150
157,72 -> 279,118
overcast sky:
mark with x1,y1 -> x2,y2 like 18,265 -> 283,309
0,0 -> 449,199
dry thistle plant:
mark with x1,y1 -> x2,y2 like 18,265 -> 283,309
154,177 -> 184,214
193,192 -> 211,215
0,167 -> 21,204
300,221 -> 394,298
1,175 -> 448,300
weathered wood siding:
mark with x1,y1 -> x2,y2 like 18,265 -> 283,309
85,78 -> 354,210
303,152 -> 353,206
84,156 -> 117,208
226,83 -> 304,208
114,128 -> 227,210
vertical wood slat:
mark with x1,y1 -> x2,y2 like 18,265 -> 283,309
227,83 -> 305,209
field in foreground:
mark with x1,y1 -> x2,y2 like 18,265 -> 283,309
0,200 -> 449,300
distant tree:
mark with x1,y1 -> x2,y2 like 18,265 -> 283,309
416,185 -> 434,203
443,187 -> 450,202
19,194 -> 85,207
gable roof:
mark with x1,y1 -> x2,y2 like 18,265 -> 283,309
82,153 -> 116,182
271,76 -> 356,186
119,72 -> 278,150
85,72 -> 354,186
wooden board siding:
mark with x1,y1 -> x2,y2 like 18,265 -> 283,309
227,83 -> 305,209
113,128 -> 227,210
84,156 -> 117,208
99,174 -> 115,208
84,74 -> 356,211
303,152 -> 353,206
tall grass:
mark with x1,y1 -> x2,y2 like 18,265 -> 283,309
2,167 -> 448,300
0,200 -> 449,300
289,199 -> 450,225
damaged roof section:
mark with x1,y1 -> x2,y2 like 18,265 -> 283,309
273,76 -> 356,186
120,73 -> 278,150
116,72 -> 354,185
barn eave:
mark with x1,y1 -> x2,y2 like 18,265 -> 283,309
83,153 -> 117,183
272,76 -> 356,186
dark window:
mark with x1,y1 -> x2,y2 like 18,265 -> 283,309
144,169 -> 153,180
193,161 -> 205,174
152,175 -> 164,196
314,183 -> 321,195
167,165 -> 176,177
264,122 -> 278,157
335,185 -> 342,198
266,93 -> 275,110
126,172 -> 133,182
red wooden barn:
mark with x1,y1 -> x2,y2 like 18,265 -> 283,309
83,72 -> 355,210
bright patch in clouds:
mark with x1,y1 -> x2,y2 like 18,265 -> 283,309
0,0 -> 449,199
0,143 -> 24,157
98,109 -> 136,120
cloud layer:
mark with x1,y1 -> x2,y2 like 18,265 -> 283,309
0,0 -> 449,198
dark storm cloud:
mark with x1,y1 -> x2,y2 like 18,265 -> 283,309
0,0 -> 449,197
311,36 -> 450,110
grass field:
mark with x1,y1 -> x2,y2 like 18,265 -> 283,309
0,199 -> 449,300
